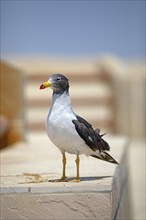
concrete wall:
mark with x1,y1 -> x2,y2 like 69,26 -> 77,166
1,136 -> 131,220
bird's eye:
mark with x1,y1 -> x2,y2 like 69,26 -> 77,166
56,77 -> 61,81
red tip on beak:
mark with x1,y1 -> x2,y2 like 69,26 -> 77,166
40,84 -> 45,89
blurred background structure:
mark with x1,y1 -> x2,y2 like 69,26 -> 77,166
0,1 -> 145,219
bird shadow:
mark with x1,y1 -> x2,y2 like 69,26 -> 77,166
68,175 -> 112,182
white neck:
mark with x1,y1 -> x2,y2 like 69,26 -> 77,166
49,92 -> 73,117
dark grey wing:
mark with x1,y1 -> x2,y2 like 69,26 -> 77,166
72,115 -> 110,152
91,152 -> 118,164
95,128 -> 106,137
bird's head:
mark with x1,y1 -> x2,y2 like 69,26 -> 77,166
40,73 -> 69,94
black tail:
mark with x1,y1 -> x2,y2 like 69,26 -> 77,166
91,151 -> 118,164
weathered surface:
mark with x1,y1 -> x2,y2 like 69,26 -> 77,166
1,193 -> 111,220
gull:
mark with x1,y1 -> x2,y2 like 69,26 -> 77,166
40,74 -> 118,182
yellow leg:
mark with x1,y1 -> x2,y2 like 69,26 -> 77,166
60,153 -> 67,181
49,153 -> 67,182
75,155 -> 80,181
69,155 -> 80,182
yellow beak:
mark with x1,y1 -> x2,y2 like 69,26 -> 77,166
40,81 -> 51,89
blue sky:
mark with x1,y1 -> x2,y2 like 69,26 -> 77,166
1,0 -> 145,59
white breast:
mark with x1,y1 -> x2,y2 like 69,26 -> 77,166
46,93 -> 92,155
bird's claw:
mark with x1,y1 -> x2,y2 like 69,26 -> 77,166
69,178 -> 80,182
49,176 -> 67,182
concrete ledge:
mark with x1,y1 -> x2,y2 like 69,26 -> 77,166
0,135 -> 130,219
